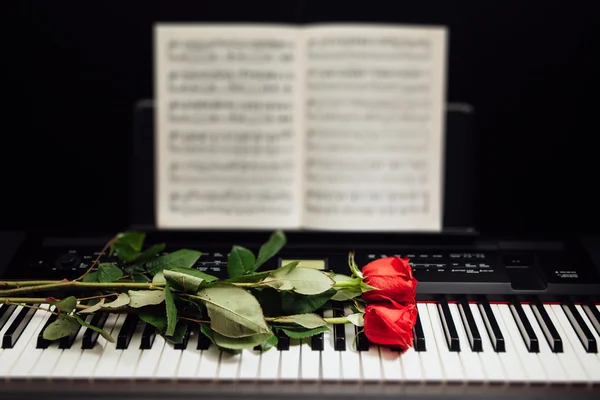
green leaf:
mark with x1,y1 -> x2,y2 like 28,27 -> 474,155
128,290 -> 165,308
163,320 -> 187,344
272,313 -> 326,329
348,251 -> 363,279
225,271 -> 271,284
114,231 -> 146,252
72,314 -> 115,343
346,313 -> 364,327
227,245 -> 256,278
97,263 -> 123,283
212,331 -> 274,350
164,284 -> 177,336
138,307 -> 167,332
42,315 -> 80,340
54,296 -> 77,314
254,230 -> 286,270
265,265 -> 334,295
162,268 -> 216,293
281,289 -> 335,314
82,271 -> 99,283
102,293 -> 130,308
146,249 -> 202,276
197,284 -> 271,339
331,287 -> 362,301
281,325 -> 329,339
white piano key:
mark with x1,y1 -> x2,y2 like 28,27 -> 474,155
427,303 -> 464,382
154,341 -> 184,379
196,344 -> 221,380
321,309 -> 341,381
542,304 -> 588,383
447,303 -> 486,383
134,334 -> 166,378
112,319 -> 144,378
176,329 -> 200,379
8,305 -> 53,378
495,304 -> 546,383
469,303 -> 505,382
217,350 -> 242,380
93,313 -> 126,377
237,347 -> 261,380
280,339 -> 302,380
0,306 -> 49,376
522,304 -> 568,383
300,338 -> 320,380
258,344 -> 280,380
415,303 -> 444,382
549,304 -> 600,384
340,317 -> 361,381
72,312 -> 121,378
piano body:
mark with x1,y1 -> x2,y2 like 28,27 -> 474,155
0,103 -> 598,399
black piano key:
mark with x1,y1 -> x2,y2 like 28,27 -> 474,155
174,323 -> 192,350
116,314 -> 139,349
0,304 -> 17,331
437,299 -> 460,351
140,323 -> 157,349
531,301 -> 562,353
36,309 -> 58,349
2,306 -> 37,348
355,326 -> 370,351
458,299 -> 482,352
81,312 -> 109,349
509,301 -> 539,353
276,329 -> 290,351
197,329 -> 211,350
413,312 -> 426,352
478,301 -> 505,352
582,302 -> 600,338
561,302 -> 597,353
333,308 -> 346,351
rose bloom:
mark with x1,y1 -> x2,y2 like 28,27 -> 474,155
361,257 -> 417,304
363,302 -> 418,349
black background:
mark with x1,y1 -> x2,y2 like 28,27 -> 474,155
5,0 -> 599,236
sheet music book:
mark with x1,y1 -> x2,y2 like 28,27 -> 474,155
154,24 -> 447,231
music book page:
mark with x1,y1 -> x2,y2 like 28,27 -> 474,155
155,24 -> 447,231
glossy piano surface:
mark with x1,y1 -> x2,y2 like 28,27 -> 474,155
0,231 -> 599,399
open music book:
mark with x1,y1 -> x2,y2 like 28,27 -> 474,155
154,24 -> 447,231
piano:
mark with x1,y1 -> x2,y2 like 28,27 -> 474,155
0,103 -> 598,398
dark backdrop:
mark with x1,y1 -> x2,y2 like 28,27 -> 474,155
6,0 -> 599,236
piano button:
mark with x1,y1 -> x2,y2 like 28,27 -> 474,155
113,318 -> 145,378
93,313 -> 127,377
547,304 -> 595,383
496,304 -> 545,383
300,337 -> 321,380
478,300 -> 505,352
197,329 -> 211,350
436,299 -> 460,352
415,303 -> 444,381
0,304 -> 17,331
2,305 -> 38,348
280,338 -> 302,380
447,303 -> 486,382
340,307 -> 361,380
36,309 -> 58,349
277,329 -> 290,351
458,299 -> 481,352
521,303 -> 569,383
321,309 -> 342,380
174,322 -> 191,350
509,301 -> 539,352
0,305 -> 49,376
141,322 -> 157,349
561,302 -> 597,353
355,325 -> 370,351
134,334 -> 166,378
71,313 -> 121,379
427,303 -> 464,382
177,327 -> 203,379
333,307 -> 346,351
413,312 -> 426,352
531,300 -> 563,353
81,311 -> 109,349
8,305 -> 53,378
116,314 -> 139,349
468,303 -> 505,382
582,302 -> 600,337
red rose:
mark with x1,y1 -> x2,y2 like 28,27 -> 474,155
361,257 -> 417,304
363,302 -> 417,349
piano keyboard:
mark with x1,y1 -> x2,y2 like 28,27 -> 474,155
1,299 -> 599,384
